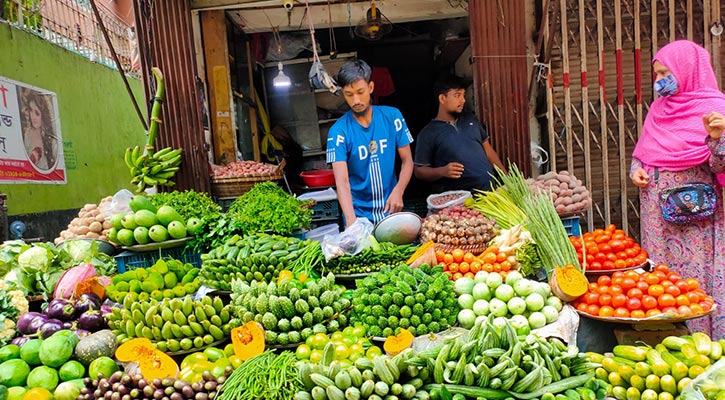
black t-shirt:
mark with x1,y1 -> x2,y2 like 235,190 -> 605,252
414,114 -> 496,192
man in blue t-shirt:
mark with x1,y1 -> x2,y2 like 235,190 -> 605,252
414,75 -> 505,193
326,59 -> 414,226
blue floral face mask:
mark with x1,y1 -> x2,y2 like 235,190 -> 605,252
654,74 -> 678,97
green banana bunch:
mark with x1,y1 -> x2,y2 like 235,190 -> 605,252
124,145 -> 183,192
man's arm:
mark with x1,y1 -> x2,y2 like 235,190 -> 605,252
384,145 -> 413,214
415,163 -> 464,181
331,161 -> 357,227
483,141 -> 506,172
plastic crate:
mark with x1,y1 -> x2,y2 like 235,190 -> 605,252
311,200 -> 340,219
561,216 -> 582,237
115,247 -> 202,273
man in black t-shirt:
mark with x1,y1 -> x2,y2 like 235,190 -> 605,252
414,75 -> 506,193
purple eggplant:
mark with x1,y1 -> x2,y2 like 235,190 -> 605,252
77,310 -> 107,332
62,321 -> 73,330
75,293 -> 102,314
16,312 -> 48,335
74,329 -> 91,338
11,336 -> 30,347
39,319 -> 65,339
45,298 -> 76,321
100,305 -> 113,317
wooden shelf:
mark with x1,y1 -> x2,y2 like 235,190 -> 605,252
303,149 -> 326,157
318,118 -> 339,124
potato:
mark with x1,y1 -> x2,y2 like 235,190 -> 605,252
564,204 -> 578,213
84,217 -> 96,226
559,182 -> 569,191
558,174 -> 572,184
563,197 -> 573,206
89,221 -> 103,233
85,231 -> 100,239
84,203 -> 97,210
54,237 -> 63,245
71,217 -> 82,226
95,214 -> 106,223
556,204 -> 567,213
77,226 -> 90,235
102,221 -> 112,230
572,194 -> 583,203
98,235 -> 107,241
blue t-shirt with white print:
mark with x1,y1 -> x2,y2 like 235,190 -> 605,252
326,106 -> 413,223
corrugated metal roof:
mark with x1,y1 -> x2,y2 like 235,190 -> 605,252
133,0 -> 210,192
469,0 -> 531,176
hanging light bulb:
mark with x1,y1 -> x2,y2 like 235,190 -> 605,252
273,62 -> 291,88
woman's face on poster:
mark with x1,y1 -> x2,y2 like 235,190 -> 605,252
28,100 -> 42,129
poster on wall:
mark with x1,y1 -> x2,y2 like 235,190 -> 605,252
0,76 -> 66,184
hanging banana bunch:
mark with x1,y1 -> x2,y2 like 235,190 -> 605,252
123,67 -> 183,193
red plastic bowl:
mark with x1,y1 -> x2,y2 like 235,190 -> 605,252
300,169 -> 335,187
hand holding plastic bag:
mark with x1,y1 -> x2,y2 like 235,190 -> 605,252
321,218 -> 374,260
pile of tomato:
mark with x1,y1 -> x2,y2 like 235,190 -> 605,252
572,263 -> 715,319
569,224 -> 649,271
435,246 -> 516,281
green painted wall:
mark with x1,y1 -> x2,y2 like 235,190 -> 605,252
0,22 -> 146,216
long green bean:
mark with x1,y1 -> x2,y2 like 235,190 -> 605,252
217,350 -> 303,400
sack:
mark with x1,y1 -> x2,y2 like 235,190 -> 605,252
659,182 -> 717,224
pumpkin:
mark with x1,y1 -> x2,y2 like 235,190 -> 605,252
115,338 -> 178,381
550,264 -> 588,302
75,330 -> 118,366
231,321 -> 265,361
383,328 -> 414,356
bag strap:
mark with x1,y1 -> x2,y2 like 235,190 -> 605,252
305,1 -> 321,64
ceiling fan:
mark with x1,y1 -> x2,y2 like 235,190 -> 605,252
354,1 -> 393,41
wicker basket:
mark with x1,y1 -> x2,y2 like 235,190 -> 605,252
434,242 -> 489,255
211,160 -> 285,198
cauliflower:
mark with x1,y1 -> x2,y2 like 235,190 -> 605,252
9,291 -> 28,316
0,318 -> 15,343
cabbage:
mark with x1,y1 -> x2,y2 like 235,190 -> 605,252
18,246 -> 53,270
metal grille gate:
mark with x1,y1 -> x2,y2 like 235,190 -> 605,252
541,0 -> 723,240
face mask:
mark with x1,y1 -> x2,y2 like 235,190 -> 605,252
654,74 -> 678,97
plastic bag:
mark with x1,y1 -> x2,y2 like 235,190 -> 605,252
322,218 -> 374,260
680,357 -> 725,400
531,304 -> 580,349
411,327 -> 469,353
426,190 -> 472,213
99,189 -> 134,219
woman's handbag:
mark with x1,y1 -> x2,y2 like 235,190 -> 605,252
656,166 -> 718,224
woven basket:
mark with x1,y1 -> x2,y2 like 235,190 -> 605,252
434,242 -> 489,255
211,160 -> 285,198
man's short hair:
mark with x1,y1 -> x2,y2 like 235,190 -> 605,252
338,59 -> 372,88
433,74 -> 467,97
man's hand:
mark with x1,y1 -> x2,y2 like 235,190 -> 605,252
630,168 -> 650,188
703,112 -> 725,140
383,188 -> 404,215
443,162 -> 465,179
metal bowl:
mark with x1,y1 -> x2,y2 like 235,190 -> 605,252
373,212 -> 422,245
58,238 -> 117,256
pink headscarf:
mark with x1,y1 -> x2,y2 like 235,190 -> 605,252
632,40 -> 725,185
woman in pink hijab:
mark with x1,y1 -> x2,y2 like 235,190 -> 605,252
631,40 -> 725,339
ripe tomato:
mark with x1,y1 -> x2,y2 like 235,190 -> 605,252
665,285 -> 681,297
585,292 -> 600,305
605,224 -> 617,233
662,306 -> 678,314
613,307 -> 630,318
452,249 -> 465,263
610,285 -> 624,295
612,271 -> 625,279
625,248 -> 638,258
595,252 -> 607,262
463,252 -> 475,263
443,253 -> 454,264
481,252 -> 497,264
589,261 -> 602,271
598,306 -> 614,317
577,303 -> 589,312
642,295 -> 658,310
685,278 -> 700,291
598,294 -> 613,306
603,261 -> 616,270
677,305 -> 693,316
646,309 -> 662,317
597,276 -> 612,286
614,260 -> 627,269
621,278 -> 637,291
675,295 -> 690,306
654,263 -> 670,273
625,258 -> 637,267
612,293 -> 627,308
612,232 -> 626,240
634,254 -> 648,266
644,273 -> 660,285
599,244 -> 613,254
648,284 -> 665,297
598,286 -> 611,295
626,297 -> 642,311
700,301 -> 713,312
630,309 -> 646,319
616,251 -> 629,260
588,282 -> 599,292
690,304 -> 704,314
595,234 -> 611,244
686,291 -> 702,304
658,294 -> 676,308
627,288 -> 643,299
667,272 -> 682,282
609,240 -> 625,252
587,304 -> 601,315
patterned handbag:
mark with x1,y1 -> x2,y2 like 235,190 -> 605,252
659,182 -> 717,224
